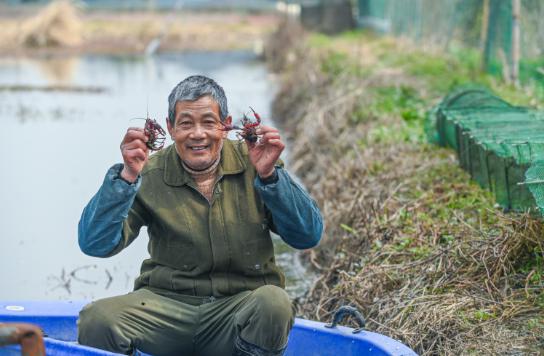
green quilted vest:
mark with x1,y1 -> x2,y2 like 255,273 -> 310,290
116,140 -> 285,297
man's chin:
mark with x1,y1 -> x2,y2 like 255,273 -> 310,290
183,159 -> 214,171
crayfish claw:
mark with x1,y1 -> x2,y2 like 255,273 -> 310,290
249,106 -> 261,124
220,106 -> 261,143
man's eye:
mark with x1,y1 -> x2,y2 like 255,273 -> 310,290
178,121 -> 192,128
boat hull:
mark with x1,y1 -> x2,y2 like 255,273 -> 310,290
0,301 -> 416,355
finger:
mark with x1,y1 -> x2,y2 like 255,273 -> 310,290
125,146 -> 148,157
259,132 -> 281,144
121,143 -> 148,160
122,128 -> 148,144
121,139 -> 148,151
256,125 -> 278,135
126,127 -> 146,136
266,139 -> 285,148
124,147 -> 148,162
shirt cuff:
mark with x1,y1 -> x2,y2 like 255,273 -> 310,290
257,168 -> 279,185
255,166 -> 283,189
108,163 -> 142,196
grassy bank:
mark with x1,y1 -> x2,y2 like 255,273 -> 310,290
268,20 -> 544,355
0,2 -> 277,56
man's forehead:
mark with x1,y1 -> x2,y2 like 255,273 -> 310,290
175,96 -> 220,115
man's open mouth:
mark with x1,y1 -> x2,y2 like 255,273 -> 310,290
189,145 -> 209,151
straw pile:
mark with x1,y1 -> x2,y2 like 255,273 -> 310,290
268,21 -> 544,355
19,0 -> 82,48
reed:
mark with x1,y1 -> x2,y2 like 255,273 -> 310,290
19,0 -> 82,48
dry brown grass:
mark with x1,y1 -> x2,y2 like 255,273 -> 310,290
268,20 -> 544,355
18,0 -> 82,48
0,5 -> 278,56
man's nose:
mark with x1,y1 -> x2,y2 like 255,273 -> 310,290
189,124 -> 206,138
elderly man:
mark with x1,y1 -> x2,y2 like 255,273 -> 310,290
77,75 -> 323,356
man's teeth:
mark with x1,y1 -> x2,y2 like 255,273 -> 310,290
191,146 -> 207,151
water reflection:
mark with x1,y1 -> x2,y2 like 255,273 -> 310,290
0,51 -> 311,301
35,56 -> 80,84
14,103 -> 82,123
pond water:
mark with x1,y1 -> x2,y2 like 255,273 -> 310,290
0,51 -> 312,301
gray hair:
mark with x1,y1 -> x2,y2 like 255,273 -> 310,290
167,75 -> 229,125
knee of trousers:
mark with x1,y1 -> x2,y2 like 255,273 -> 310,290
249,285 -> 294,331
78,301 -> 132,351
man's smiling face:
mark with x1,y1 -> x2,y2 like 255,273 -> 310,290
167,95 -> 231,171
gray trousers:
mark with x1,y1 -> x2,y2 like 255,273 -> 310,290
78,285 -> 294,356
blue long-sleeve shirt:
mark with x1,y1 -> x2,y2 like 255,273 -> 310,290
79,164 -> 323,256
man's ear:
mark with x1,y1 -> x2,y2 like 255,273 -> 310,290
166,117 -> 174,139
222,115 -> 232,138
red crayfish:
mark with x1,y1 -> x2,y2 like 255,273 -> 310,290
144,118 -> 166,151
220,106 -> 261,143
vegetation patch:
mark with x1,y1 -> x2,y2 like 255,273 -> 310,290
268,20 -> 544,355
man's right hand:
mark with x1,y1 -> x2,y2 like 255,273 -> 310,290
120,127 -> 149,183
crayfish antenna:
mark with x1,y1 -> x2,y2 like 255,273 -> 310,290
218,121 -> 230,131
219,120 -> 241,131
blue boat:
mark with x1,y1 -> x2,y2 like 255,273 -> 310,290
0,301 -> 417,355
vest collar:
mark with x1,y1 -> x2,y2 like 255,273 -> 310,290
163,140 -> 246,186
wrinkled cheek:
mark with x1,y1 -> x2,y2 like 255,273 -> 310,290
173,142 -> 189,161
212,138 -> 224,157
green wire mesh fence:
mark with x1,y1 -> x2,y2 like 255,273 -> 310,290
428,86 -> 544,214
357,0 -> 544,83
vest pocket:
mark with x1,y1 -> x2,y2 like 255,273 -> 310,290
151,233 -> 197,272
148,264 -> 199,293
148,265 -> 174,290
242,233 -> 273,277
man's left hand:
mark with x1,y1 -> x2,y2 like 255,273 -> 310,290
247,125 -> 285,179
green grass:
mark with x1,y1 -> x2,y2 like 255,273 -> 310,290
518,245 -> 544,298
320,50 -> 368,77
309,31 -> 544,109
351,85 -> 428,145
339,223 -> 357,235
314,32 -> 542,161
472,309 -> 497,322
